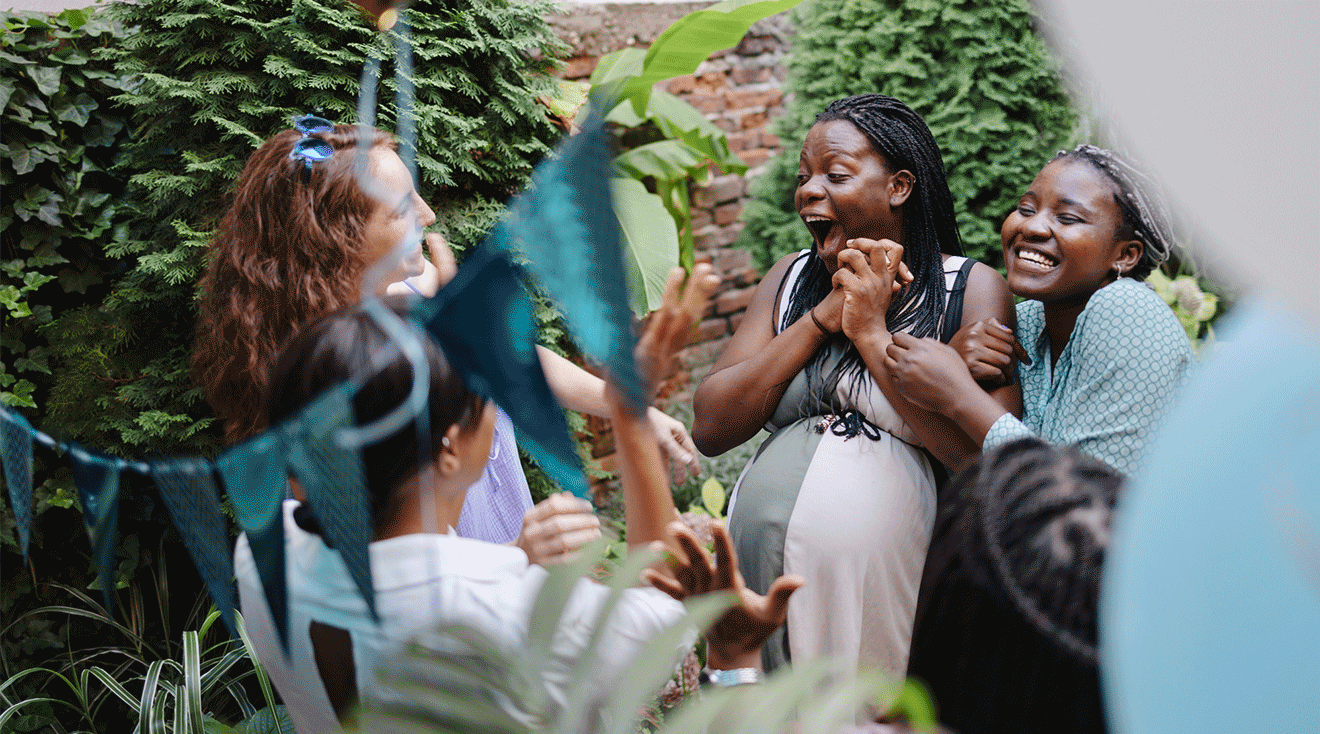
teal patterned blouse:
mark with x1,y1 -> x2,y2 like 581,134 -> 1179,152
982,278 -> 1193,476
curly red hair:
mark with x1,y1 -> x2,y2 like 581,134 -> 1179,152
192,124 -> 397,444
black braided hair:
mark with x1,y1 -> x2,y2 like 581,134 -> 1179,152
780,94 -> 963,418
1053,144 -> 1174,281
952,437 -> 1122,663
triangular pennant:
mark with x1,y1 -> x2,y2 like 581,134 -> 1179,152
416,246 -> 590,499
67,445 -> 123,615
150,457 -> 238,637
216,430 -> 291,652
0,407 -> 35,560
488,106 -> 646,411
285,383 -> 379,624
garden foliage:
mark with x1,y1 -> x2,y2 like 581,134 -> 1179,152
738,0 -> 1076,269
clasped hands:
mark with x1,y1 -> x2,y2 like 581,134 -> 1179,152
811,238 -> 913,342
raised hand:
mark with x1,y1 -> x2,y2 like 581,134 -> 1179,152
644,520 -> 804,669
947,317 -> 1029,387
514,492 -> 602,567
631,264 -> 721,400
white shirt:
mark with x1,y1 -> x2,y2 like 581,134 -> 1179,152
234,500 -> 688,733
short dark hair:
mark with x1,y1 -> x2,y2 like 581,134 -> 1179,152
264,296 -> 485,532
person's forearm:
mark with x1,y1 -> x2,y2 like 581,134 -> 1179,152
538,346 -> 608,415
692,317 -> 829,455
608,392 -> 679,547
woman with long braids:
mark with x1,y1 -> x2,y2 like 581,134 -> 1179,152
884,144 -> 1192,478
692,94 -> 1018,675
192,118 -> 700,558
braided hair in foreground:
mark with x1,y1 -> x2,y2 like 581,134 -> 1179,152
1054,144 -> 1174,281
781,93 -> 964,409
951,437 -> 1121,662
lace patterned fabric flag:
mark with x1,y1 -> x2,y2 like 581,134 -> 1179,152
416,245 -> 590,499
67,445 -> 124,614
486,108 -> 646,411
285,382 -> 380,623
0,407 -> 34,560
216,429 -> 291,651
150,457 -> 237,636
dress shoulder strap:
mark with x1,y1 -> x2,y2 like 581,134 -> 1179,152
773,250 -> 812,334
938,256 -> 977,344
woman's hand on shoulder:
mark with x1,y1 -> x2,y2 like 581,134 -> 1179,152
948,317 -> 1029,387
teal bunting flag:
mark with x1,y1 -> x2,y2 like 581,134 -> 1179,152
67,445 -> 124,614
150,457 -> 237,636
487,105 -> 647,412
416,245 -> 591,500
0,407 -> 35,560
285,383 -> 380,624
216,429 -> 291,652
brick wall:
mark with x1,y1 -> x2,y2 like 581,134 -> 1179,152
550,4 -> 793,375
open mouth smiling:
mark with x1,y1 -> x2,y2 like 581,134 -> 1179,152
803,215 -> 837,246
1015,246 -> 1058,269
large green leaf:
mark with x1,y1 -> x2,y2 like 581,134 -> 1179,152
611,177 -> 679,315
613,139 -> 705,182
620,0 -> 806,115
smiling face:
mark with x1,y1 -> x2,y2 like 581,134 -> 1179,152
795,119 -> 911,273
362,147 -> 436,292
1002,159 -> 1143,309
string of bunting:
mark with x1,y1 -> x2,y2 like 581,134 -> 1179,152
0,89 -> 631,657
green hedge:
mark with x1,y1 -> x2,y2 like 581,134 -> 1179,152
739,0 -> 1076,269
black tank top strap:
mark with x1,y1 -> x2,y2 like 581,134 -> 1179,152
939,257 -> 978,344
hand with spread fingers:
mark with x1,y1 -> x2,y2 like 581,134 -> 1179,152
947,317 -> 1030,387
644,520 -> 805,669
514,492 -> 603,567
632,264 -> 722,400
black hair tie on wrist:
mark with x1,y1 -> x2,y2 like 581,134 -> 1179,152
809,308 -> 834,335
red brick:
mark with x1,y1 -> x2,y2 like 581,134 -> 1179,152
695,317 -> 728,342
732,265 -> 762,287
761,131 -> 781,148
712,247 -> 752,273
692,174 -> 744,208
693,224 -> 724,251
726,87 -> 782,111
690,210 -> 713,230
730,65 -> 773,86
726,131 -> 753,152
559,56 -> 598,79
739,148 -> 772,168
689,92 -> 726,115
695,72 -> 727,94
715,285 -> 755,314
739,110 -> 768,131
667,74 -> 697,95
713,202 -> 742,226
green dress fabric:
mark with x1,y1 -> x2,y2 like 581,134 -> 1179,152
983,278 -> 1193,476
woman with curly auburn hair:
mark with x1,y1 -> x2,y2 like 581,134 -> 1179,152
192,118 -> 700,554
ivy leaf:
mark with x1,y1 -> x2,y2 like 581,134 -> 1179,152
55,92 -> 97,126
36,194 -> 63,227
27,65 -> 60,97
0,79 -> 14,111
9,145 -> 35,175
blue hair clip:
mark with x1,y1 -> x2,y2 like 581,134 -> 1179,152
289,114 -> 335,183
